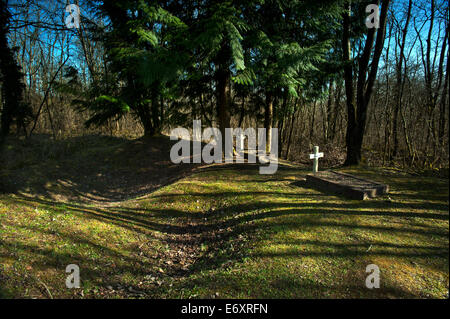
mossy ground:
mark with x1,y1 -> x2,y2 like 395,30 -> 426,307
0,136 -> 448,298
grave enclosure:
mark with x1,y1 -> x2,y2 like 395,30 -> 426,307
306,147 -> 389,200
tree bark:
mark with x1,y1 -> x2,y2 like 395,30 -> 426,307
392,0 -> 412,158
286,98 -> 299,159
151,85 -> 161,135
437,15 -> 449,147
342,2 -> 358,165
0,0 -> 29,141
342,0 -> 390,166
137,101 -> 154,137
265,90 -> 274,152
216,46 -> 231,152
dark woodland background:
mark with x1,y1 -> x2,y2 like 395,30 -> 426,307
0,0 -> 448,171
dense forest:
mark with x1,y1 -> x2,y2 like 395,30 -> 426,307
1,0 -> 448,169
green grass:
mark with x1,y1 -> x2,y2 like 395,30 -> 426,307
0,137 -> 448,299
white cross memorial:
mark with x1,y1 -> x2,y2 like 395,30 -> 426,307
309,146 -> 323,174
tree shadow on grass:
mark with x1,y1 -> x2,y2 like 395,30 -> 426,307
1,135 -> 303,206
2,157 -> 448,298
6,184 -> 448,298
0,134 -> 202,205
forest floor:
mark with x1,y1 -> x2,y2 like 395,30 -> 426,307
0,135 -> 448,298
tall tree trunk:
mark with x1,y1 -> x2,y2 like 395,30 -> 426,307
438,16 -> 449,147
216,51 -> 231,152
265,90 -> 274,152
151,85 -> 160,135
0,0 -> 28,141
325,80 -> 334,141
310,101 -> 317,140
342,2 -> 358,165
286,98 -> 299,159
138,102 -> 154,137
416,0 -> 440,161
342,0 -> 390,166
392,0 -> 412,158
238,95 -> 246,128
278,90 -> 288,157
438,62 -> 449,147
330,83 -> 342,142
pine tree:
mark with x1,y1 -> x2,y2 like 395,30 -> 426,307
243,0 -> 342,150
79,0 -> 187,136
0,0 -> 31,141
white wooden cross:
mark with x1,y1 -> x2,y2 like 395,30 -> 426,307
309,146 -> 324,174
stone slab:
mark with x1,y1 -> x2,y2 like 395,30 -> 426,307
306,170 -> 389,200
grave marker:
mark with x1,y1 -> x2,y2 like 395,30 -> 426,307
309,146 -> 324,174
